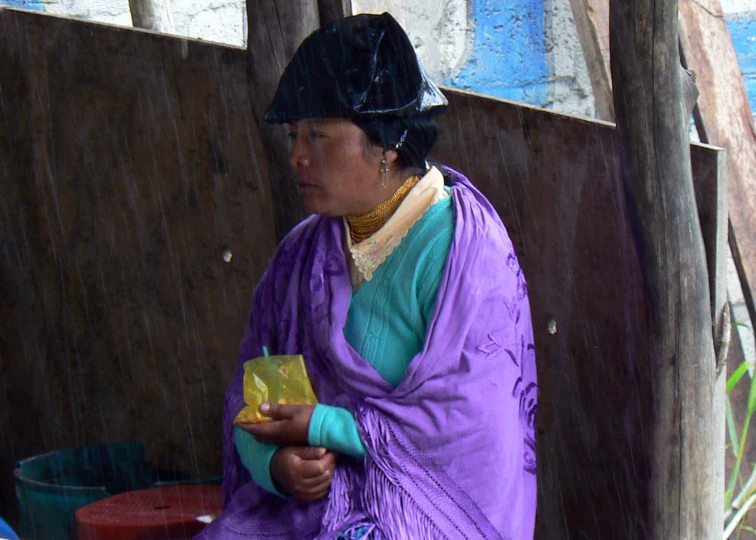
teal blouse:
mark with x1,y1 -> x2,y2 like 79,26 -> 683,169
235,194 -> 454,496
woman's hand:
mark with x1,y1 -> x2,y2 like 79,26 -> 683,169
238,403 -> 315,446
270,446 -> 338,502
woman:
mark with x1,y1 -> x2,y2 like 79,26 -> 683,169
198,12 -> 537,539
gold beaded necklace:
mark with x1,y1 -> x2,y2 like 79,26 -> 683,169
346,174 -> 422,244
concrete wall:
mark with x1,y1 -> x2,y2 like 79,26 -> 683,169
351,0 -> 474,83
2,0 -> 247,44
4,0 -> 755,120
3,0 -> 755,114
1,0 -> 596,115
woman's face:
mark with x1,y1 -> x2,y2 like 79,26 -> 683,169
287,118 -> 394,217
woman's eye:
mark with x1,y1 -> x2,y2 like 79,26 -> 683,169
309,131 -> 324,140
286,132 -> 297,141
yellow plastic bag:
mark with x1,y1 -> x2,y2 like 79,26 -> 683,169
233,354 -> 319,424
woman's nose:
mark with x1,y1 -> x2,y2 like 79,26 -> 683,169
289,138 -> 310,169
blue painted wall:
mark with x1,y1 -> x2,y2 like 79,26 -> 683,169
727,19 -> 756,114
1,0 -> 45,10
445,0 -> 550,107
443,2 -> 756,115
1,0 -> 752,116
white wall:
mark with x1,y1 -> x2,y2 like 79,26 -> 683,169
24,0 -> 756,74
42,0 -> 247,47
722,0 -> 756,14
351,0 -> 474,83
19,0 -> 596,115
543,0 -> 595,116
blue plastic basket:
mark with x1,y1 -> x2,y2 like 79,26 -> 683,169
14,441 -> 221,540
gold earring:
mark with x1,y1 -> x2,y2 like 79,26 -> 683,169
381,158 -> 389,188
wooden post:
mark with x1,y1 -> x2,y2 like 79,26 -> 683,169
567,0 -> 615,120
691,141 -> 729,537
128,0 -> 175,33
318,0 -> 352,26
245,0 -> 353,241
677,0 -> 756,348
571,0 -> 756,347
246,0 -> 319,241
610,1 -> 718,538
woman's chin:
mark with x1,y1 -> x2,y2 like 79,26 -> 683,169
302,198 -> 331,217
301,198 -> 319,215
300,195 -> 341,217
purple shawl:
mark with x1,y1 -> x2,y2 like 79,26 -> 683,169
198,167 -> 537,539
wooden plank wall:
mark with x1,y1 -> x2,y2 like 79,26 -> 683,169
0,8 -> 727,537
571,0 -> 756,351
569,0 -> 749,528
678,0 -> 756,338
567,0 -> 614,119
435,96 -> 651,536
435,92 -> 725,537
0,8 -> 278,525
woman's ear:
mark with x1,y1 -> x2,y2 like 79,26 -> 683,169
382,148 -> 400,168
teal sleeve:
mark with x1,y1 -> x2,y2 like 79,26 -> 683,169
417,225 -> 454,324
308,404 -> 366,459
233,427 -> 289,497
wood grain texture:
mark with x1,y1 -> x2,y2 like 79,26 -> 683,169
610,0 -> 718,537
318,0 -> 352,26
435,89 -> 725,538
571,0 -> 756,368
128,0 -> 175,32
0,7 -> 277,525
246,0 -> 319,241
568,0 -> 614,120
691,142 -> 728,535
678,0 -> 756,346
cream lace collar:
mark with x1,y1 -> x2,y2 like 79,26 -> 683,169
344,166 -> 448,290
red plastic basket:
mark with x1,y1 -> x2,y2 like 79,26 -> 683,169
73,485 -> 221,540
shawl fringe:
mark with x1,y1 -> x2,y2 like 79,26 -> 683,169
362,458 -> 445,539
356,406 -> 446,538
321,461 -> 354,533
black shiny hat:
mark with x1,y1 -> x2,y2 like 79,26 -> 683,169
263,12 -> 448,124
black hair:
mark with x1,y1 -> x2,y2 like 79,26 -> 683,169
352,114 -> 439,170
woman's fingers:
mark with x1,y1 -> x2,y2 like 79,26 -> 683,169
258,402 -> 294,420
259,402 -> 313,421
240,405 -> 314,447
299,462 -> 335,488
239,421 -> 270,437
270,445 -> 339,502
302,485 -> 332,502
303,473 -> 333,493
289,446 -> 327,460
296,475 -> 333,501
290,450 -> 338,501
297,456 -> 332,479
241,420 -> 296,445
322,451 -> 338,468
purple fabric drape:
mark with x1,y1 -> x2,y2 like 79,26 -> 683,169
197,167 -> 537,539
